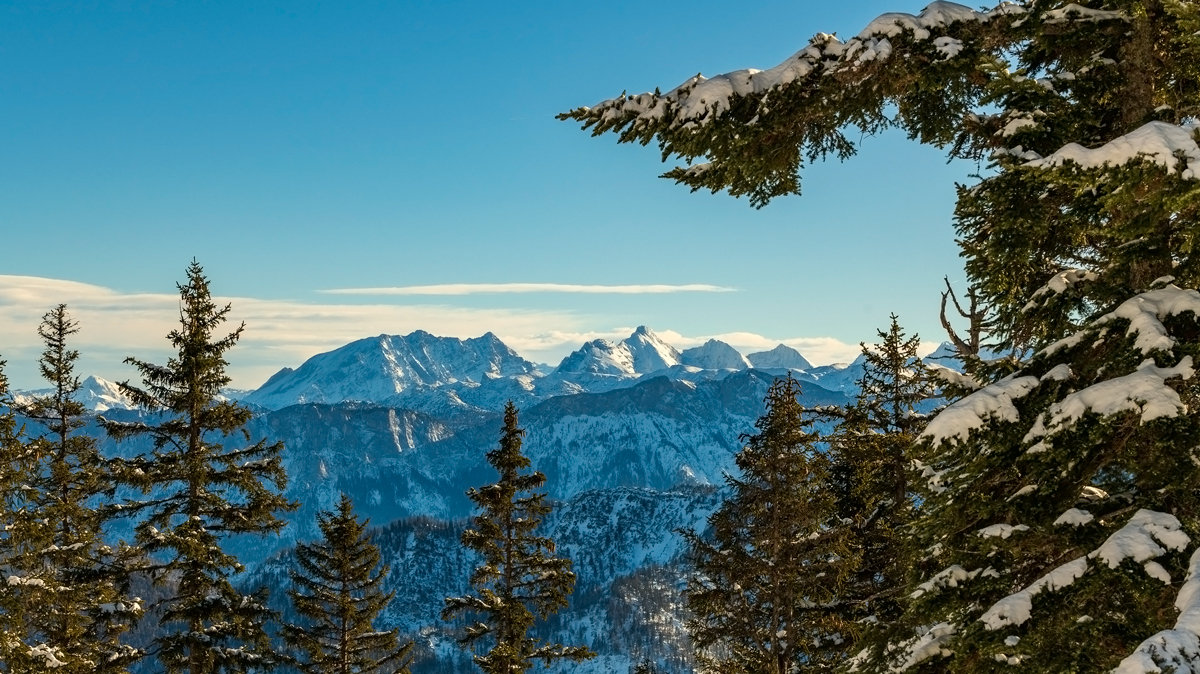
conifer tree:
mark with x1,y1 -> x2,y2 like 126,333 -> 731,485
564,3 -> 1200,669
442,402 -> 593,674
283,494 -> 412,674
0,355 -> 36,672
682,376 -> 852,674
5,305 -> 142,673
825,318 -> 935,664
103,262 -> 296,674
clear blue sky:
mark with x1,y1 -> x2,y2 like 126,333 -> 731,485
0,0 -> 980,388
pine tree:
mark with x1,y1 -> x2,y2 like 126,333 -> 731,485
283,494 -> 413,674
442,402 -> 594,674
682,376 -> 852,674
825,318 -> 935,664
4,305 -> 142,673
103,262 -> 296,674
563,3 -> 1200,670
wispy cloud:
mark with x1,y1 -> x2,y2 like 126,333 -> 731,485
321,283 -> 736,295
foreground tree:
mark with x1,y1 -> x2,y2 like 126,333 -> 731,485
0,356 -> 36,671
442,402 -> 593,674
283,494 -> 412,674
104,262 -> 295,674
683,376 -> 852,674
563,2 -> 1200,670
5,306 -> 142,673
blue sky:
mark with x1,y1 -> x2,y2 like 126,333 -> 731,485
0,0 -> 980,388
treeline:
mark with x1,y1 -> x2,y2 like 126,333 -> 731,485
0,257 -> 961,674
0,264 -> 413,674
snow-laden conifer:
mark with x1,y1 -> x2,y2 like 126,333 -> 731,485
683,376 -> 853,673
283,494 -> 412,674
4,305 -> 142,673
564,1 -> 1200,669
442,402 -> 594,674
103,262 -> 296,674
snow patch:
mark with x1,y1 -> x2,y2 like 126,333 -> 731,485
920,374 -> 1041,445
1029,121 -> 1200,180
1023,357 -> 1193,443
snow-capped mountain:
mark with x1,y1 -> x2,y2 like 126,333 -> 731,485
13,375 -> 135,412
244,331 -> 543,413
746,343 -> 813,371
553,325 -> 682,377
680,339 -> 750,370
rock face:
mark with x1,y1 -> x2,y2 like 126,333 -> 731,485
746,343 -> 814,371
680,339 -> 751,370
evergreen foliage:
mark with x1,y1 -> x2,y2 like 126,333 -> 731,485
826,318 -> 935,665
682,376 -> 852,674
4,305 -> 142,673
0,355 -> 35,671
103,262 -> 296,674
564,2 -> 1200,670
283,494 -> 413,674
442,402 -> 594,674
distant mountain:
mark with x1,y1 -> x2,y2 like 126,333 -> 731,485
244,331 -> 542,413
746,344 -> 813,371
553,325 -> 682,377
680,339 -> 750,370
13,375 -> 135,412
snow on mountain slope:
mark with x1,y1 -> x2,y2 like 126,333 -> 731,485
245,331 -> 541,411
553,326 -> 681,377
794,355 -> 867,392
13,375 -> 135,412
680,339 -> 750,370
746,343 -> 814,371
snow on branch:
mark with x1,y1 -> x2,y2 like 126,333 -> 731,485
919,373 -> 1042,445
1022,357 -> 1193,444
1114,547 -> 1200,674
1021,269 -> 1098,312
980,510 -> 1189,631
1042,3 -> 1129,24
1028,121 -> 1200,180
577,1 -> 1025,130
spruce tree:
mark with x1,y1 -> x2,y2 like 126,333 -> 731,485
5,305 -> 142,673
442,402 -> 594,674
0,355 -> 36,671
103,262 -> 296,674
825,318 -> 935,665
563,2 -> 1200,669
682,376 -> 852,674
283,494 -> 413,674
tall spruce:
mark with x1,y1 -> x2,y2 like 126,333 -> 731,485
0,355 -> 35,671
825,318 -> 935,664
5,306 -> 142,673
682,376 -> 852,674
283,494 -> 413,674
103,262 -> 295,674
563,2 -> 1200,669
442,402 -> 593,674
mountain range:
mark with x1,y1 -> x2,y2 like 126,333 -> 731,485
13,327 -> 957,674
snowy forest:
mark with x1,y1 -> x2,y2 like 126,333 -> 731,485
7,0 -> 1200,672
